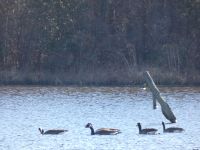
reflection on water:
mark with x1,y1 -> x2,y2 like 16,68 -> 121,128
0,86 -> 200,150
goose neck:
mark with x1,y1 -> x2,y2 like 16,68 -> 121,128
162,123 -> 166,131
137,124 -> 142,133
39,128 -> 44,134
90,126 -> 95,135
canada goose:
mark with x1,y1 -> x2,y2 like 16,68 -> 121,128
137,123 -> 158,134
85,123 -> 121,135
162,122 -> 184,133
38,128 -> 68,135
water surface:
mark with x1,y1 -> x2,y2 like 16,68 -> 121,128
0,86 -> 200,150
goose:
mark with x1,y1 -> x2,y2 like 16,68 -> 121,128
85,123 -> 121,135
38,128 -> 68,135
162,122 -> 184,133
137,123 -> 158,134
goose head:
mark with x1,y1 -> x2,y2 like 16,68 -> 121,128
136,123 -> 141,128
85,123 -> 93,128
38,128 -> 44,134
85,123 -> 95,135
136,123 -> 143,131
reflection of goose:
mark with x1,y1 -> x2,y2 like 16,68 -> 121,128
85,123 -> 121,135
38,128 -> 68,135
162,122 -> 184,133
137,123 -> 157,134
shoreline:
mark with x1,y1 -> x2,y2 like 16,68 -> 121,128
0,69 -> 199,87
0,82 -> 200,87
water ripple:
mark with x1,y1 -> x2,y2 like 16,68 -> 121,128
0,86 -> 200,149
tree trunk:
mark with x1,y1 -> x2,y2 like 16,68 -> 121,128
144,71 -> 176,123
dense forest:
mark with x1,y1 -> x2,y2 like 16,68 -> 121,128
0,0 -> 199,85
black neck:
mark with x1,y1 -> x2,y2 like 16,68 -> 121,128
138,124 -> 142,133
162,123 -> 166,131
89,127 -> 95,135
39,128 -> 44,134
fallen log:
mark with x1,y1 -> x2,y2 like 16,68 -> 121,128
144,71 -> 176,123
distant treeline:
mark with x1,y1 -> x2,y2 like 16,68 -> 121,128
0,0 -> 199,85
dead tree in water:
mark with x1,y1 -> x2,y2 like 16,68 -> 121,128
144,71 -> 176,123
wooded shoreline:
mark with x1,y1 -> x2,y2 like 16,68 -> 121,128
0,69 -> 199,86
0,1 -> 199,86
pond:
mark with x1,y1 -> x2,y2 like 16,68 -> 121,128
0,86 -> 200,150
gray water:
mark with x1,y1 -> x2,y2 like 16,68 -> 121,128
0,86 -> 200,150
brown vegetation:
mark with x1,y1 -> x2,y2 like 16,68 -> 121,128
0,0 -> 199,85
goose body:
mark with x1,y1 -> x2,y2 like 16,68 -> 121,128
162,122 -> 184,133
137,123 -> 157,135
38,128 -> 68,135
85,123 -> 121,135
